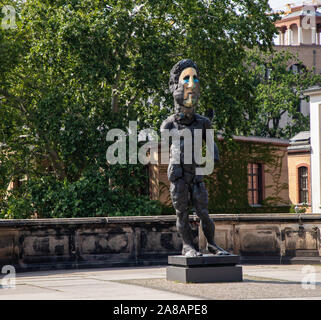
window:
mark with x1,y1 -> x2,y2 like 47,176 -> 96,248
289,63 -> 306,75
264,66 -> 272,82
248,163 -> 263,205
298,166 -> 309,204
260,64 -> 272,83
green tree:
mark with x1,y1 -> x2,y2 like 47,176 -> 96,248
0,0 -> 279,218
246,49 -> 321,139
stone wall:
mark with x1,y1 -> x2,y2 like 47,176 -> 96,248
0,214 -> 320,272
274,45 -> 321,74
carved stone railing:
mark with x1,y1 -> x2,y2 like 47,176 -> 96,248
0,214 -> 320,272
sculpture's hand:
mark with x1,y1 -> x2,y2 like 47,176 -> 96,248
168,164 -> 183,182
193,175 -> 203,184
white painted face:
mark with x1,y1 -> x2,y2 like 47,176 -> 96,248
178,67 -> 200,107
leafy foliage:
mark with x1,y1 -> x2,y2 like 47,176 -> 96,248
0,0 -> 282,218
246,49 -> 321,138
1,168 -> 163,218
206,139 -> 291,213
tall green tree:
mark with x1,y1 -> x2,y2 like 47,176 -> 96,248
0,0 -> 279,217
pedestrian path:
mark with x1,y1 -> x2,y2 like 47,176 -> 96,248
0,265 -> 320,300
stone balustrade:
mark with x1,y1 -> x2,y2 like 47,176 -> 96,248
0,214 -> 320,272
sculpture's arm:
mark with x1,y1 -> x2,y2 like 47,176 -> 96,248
160,117 -> 173,133
160,117 -> 174,145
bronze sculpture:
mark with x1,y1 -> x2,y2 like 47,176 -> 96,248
161,59 -> 230,257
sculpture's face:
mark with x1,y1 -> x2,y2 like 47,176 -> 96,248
178,67 -> 200,108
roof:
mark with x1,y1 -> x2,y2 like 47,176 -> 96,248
290,131 -> 310,142
283,10 -> 321,19
288,131 -> 310,153
217,134 -> 290,146
303,85 -> 321,95
275,5 -> 321,24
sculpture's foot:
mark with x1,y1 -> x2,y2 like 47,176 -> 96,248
182,245 -> 202,257
207,243 -> 231,256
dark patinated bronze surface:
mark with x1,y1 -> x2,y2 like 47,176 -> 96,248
161,59 -> 230,257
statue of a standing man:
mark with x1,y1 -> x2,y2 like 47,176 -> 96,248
161,59 -> 230,257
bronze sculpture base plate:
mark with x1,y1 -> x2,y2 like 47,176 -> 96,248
166,254 -> 243,283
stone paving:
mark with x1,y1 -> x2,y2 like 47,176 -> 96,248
0,264 -> 320,300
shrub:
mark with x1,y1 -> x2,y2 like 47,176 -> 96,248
0,168 -> 163,219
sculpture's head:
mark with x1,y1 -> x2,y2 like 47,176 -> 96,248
169,59 -> 200,117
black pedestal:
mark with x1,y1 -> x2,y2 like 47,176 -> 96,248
166,254 -> 243,283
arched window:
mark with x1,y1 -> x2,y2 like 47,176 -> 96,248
298,166 -> 309,204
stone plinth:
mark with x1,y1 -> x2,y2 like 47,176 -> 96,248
166,254 -> 243,283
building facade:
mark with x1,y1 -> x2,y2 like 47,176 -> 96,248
287,131 -> 311,212
149,136 -> 290,213
275,4 -> 321,49
273,3 -> 321,125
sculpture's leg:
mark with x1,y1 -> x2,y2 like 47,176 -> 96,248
192,182 -> 230,255
170,179 -> 201,257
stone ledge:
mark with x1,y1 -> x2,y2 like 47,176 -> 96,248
0,213 -> 320,227
240,256 -> 321,265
